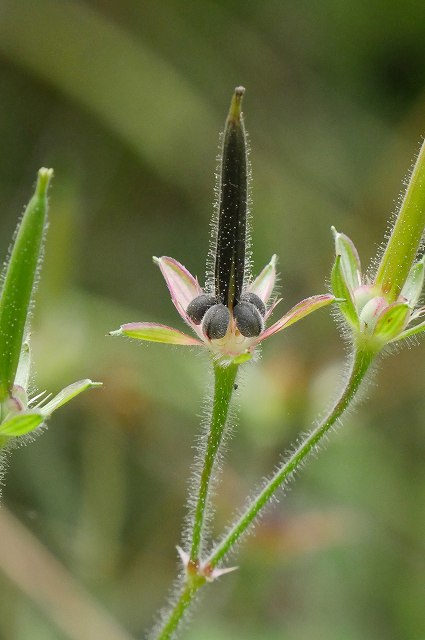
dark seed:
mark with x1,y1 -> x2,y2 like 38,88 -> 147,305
233,301 -> 263,337
241,292 -> 266,317
202,304 -> 230,339
186,294 -> 217,324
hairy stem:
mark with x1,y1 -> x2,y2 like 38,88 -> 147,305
150,362 -> 238,640
207,348 -> 373,568
190,362 -> 238,562
152,579 -> 205,640
151,348 -> 373,639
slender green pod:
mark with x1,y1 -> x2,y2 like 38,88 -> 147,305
0,168 -> 53,401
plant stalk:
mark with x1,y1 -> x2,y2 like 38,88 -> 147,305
152,348 -> 373,639
207,348 -> 373,568
189,361 -> 238,562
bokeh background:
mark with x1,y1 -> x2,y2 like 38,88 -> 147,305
0,1 -> 424,639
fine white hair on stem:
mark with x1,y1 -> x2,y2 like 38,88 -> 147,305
146,575 -> 201,640
180,363 -> 242,557
205,348 -> 375,566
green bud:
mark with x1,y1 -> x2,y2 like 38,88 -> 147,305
375,140 -> 425,302
0,168 -> 53,401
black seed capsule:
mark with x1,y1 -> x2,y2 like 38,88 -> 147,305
241,292 -> 266,317
186,294 -> 217,324
215,87 -> 248,310
233,301 -> 263,337
202,304 -> 230,340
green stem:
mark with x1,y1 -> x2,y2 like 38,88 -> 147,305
207,348 -> 374,568
152,363 -> 237,639
152,580 -> 204,640
189,362 -> 238,562
152,349 -> 373,639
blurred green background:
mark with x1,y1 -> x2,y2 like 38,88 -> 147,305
0,1 -> 424,638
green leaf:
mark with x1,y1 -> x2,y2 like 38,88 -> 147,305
0,412 -> 43,436
373,302 -> 410,343
0,168 -> 53,401
331,254 -> 359,328
332,227 -> 361,291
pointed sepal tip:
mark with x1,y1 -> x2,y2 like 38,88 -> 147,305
228,86 -> 245,122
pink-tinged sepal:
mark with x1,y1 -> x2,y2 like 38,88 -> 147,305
372,303 -> 410,344
248,255 -> 277,304
38,380 -> 102,416
112,322 -> 203,346
264,297 -> 282,321
331,254 -> 359,329
400,255 -> 425,308
260,294 -> 335,340
332,227 -> 362,291
200,562 -> 238,583
0,379 -> 101,438
176,546 -> 238,583
390,315 -> 425,342
154,256 -> 203,322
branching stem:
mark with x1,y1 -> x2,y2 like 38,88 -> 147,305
207,347 -> 373,567
152,348 -> 374,639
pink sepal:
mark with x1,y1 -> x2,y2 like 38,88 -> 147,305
248,255 -> 277,304
155,256 -> 202,322
120,322 -> 203,346
260,294 -> 335,340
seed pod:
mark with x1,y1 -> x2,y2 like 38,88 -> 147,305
214,87 -> 248,309
241,292 -> 266,317
233,301 -> 263,337
186,294 -> 217,324
202,304 -> 231,340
